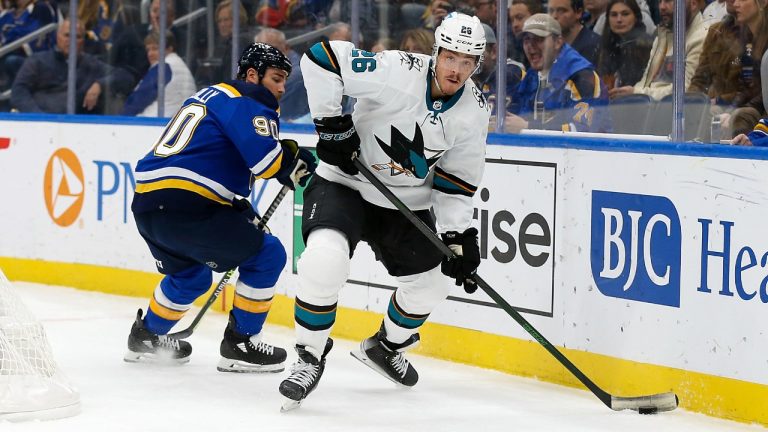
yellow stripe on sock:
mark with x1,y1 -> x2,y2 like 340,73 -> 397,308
233,293 -> 273,314
149,297 -> 186,321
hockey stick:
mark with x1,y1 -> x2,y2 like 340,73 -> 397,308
352,158 -> 679,414
168,184 -> 291,339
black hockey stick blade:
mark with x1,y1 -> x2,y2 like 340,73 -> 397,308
352,158 -> 680,413
168,185 -> 291,339
473,272 -> 679,413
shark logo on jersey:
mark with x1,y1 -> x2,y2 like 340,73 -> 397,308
374,124 -> 441,178
398,52 -> 424,71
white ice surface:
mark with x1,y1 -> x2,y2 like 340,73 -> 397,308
3,282 -> 766,432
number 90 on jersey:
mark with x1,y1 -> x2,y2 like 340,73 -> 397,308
253,116 -> 279,138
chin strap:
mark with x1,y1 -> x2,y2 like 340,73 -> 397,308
431,75 -> 444,98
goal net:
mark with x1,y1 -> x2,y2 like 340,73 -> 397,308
0,269 -> 80,421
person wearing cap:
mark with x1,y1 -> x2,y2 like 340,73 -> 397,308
508,0 -> 544,67
278,12 -> 491,409
509,13 -> 612,132
473,23 -> 527,132
609,0 -> 706,101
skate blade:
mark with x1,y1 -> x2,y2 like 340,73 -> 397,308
280,398 -> 302,412
349,349 -> 407,388
123,350 -> 190,365
216,358 -> 285,373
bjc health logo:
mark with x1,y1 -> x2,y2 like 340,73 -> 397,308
44,148 -> 84,227
590,190 -> 682,307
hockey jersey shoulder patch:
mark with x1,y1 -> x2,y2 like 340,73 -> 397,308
211,83 -> 242,98
396,51 -> 428,73
306,40 -> 341,76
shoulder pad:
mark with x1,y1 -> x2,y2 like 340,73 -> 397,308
225,80 -> 279,111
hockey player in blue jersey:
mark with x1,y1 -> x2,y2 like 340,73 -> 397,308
124,43 -> 317,372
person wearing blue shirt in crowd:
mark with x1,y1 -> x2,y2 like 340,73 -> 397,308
121,31 -> 197,116
509,13 -> 612,133
124,43 -> 317,373
0,0 -> 55,50
732,118 -> 768,146
0,0 -> 56,89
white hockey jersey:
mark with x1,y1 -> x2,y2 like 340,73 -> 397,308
301,40 -> 491,233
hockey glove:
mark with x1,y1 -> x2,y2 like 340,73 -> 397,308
314,114 -> 360,175
274,139 -> 318,190
440,228 -> 481,294
232,197 -> 271,233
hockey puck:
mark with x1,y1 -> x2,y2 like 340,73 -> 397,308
638,407 -> 658,415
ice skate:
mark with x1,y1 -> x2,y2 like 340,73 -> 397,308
217,314 -> 287,373
279,338 -> 334,412
124,309 -> 192,364
350,326 -> 419,387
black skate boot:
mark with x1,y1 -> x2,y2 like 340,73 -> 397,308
217,314 -> 287,373
279,338 -> 334,412
350,325 -> 419,387
124,309 -> 192,364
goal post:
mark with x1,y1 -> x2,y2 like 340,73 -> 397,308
0,269 -> 80,422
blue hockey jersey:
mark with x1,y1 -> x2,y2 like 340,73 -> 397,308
747,118 -> 768,147
132,80 -> 287,213
0,0 -> 56,52
512,44 -> 612,133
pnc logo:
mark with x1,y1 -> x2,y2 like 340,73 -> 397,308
44,148 -> 84,227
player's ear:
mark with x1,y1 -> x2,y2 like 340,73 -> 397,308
246,67 -> 259,83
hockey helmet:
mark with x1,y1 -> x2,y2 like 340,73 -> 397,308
432,12 -> 486,74
236,42 -> 292,80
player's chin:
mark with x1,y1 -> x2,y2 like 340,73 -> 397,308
441,79 -> 462,95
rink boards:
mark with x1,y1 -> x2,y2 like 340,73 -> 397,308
1,114 -> 767,426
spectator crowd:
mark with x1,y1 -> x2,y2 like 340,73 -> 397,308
2,0 -> 768,144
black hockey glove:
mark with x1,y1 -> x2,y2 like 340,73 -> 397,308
274,139 -> 317,190
440,228 -> 481,294
232,197 -> 271,233
314,114 -> 360,175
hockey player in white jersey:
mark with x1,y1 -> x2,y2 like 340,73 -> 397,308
279,12 -> 490,409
